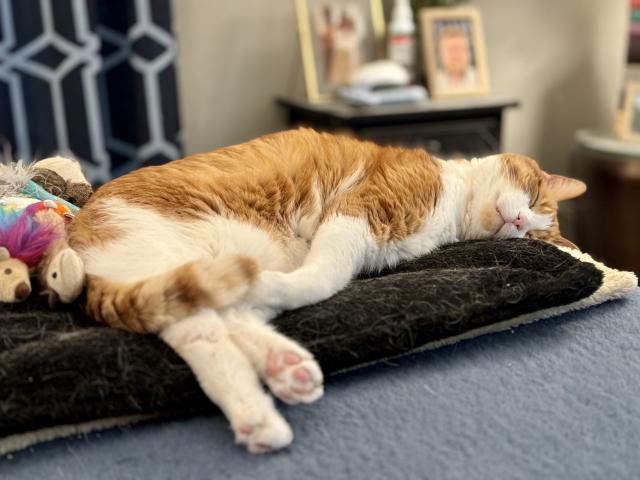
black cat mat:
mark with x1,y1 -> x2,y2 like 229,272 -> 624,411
0,239 -> 636,455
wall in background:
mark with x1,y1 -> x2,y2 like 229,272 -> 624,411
173,0 -> 627,176
471,0 -> 627,174
171,0 -> 300,154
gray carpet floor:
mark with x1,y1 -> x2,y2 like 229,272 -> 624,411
2,288 -> 639,480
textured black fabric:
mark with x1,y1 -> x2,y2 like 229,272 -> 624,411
0,239 -> 603,438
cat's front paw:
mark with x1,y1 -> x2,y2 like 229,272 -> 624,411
264,349 -> 324,405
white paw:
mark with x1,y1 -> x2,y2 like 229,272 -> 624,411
263,349 -> 324,405
233,409 -> 293,454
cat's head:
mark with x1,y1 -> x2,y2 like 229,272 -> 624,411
466,153 -> 586,248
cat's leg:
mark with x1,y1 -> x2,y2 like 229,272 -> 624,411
223,308 -> 324,405
250,214 -> 373,310
160,309 -> 292,454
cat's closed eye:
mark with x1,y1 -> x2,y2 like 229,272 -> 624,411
529,184 -> 541,207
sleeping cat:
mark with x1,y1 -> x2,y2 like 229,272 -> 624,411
67,128 -> 586,453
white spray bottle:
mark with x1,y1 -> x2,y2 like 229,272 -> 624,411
387,0 -> 416,77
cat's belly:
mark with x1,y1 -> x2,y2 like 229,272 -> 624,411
80,199 -> 300,283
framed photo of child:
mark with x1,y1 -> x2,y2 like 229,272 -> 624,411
616,81 -> 640,142
420,7 -> 490,98
295,0 -> 385,103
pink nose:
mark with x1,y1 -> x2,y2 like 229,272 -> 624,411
513,214 -> 524,229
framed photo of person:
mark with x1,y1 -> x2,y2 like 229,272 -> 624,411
419,7 -> 491,98
616,82 -> 640,142
295,0 -> 385,103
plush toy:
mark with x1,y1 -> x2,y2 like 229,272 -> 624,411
0,246 -> 31,302
30,156 -> 93,207
0,204 -> 60,302
0,157 -> 91,305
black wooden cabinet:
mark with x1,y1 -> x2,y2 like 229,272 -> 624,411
572,129 -> 640,276
277,96 -> 519,157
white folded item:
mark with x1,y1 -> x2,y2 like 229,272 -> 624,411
338,85 -> 428,106
349,60 -> 410,87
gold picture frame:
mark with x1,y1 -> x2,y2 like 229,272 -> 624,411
419,7 -> 490,98
616,81 -> 640,142
295,0 -> 385,103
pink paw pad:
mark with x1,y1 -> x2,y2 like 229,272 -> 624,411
265,351 -> 301,376
261,347 -> 323,405
238,425 -> 254,434
283,352 -> 301,365
293,367 -> 311,382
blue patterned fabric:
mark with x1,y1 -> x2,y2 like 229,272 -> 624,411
0,0 -> 182,183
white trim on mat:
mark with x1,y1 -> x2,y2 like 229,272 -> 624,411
336,247 -> 638,373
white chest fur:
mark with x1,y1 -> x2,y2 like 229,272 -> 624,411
363,161 -> 470,272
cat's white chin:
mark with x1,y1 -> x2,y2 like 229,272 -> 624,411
493,223 -> 525,239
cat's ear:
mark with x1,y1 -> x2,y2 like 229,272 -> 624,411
0,247 -> 10,261
546,175 -> 586,201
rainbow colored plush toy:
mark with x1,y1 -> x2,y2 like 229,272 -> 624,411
0,204 -> 61,266
1,157 -> 90,305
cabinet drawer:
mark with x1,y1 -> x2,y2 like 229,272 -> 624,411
356,118 -> 501,157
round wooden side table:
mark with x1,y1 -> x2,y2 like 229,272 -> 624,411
573,129 -> 640,276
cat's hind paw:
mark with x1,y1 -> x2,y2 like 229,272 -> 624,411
233,410 -> 293,454
264,350 -> 324,405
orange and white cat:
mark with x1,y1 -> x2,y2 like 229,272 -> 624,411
67,128 -> 586,453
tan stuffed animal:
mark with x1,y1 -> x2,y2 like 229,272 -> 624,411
0,246 -> 32,303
